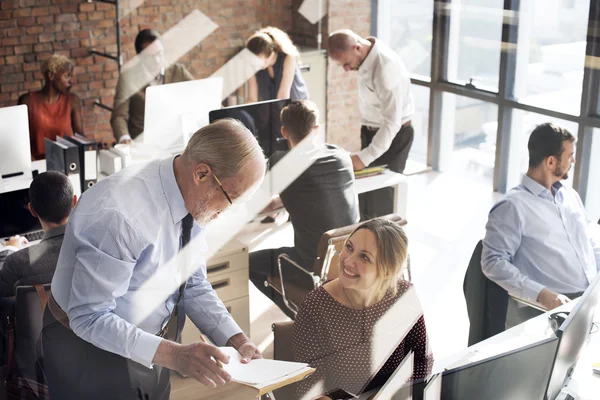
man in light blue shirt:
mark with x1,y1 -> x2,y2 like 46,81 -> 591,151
44,119 -> 267,399
482,123 -> 600,328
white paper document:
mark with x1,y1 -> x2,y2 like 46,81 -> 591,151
219,347 -> 312,389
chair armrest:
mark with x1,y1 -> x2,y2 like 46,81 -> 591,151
276,254 -> 319,316
509,294 -> 548,312
277,254 -> 320,288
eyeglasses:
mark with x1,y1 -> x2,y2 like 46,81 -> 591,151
212,172 -> 233,205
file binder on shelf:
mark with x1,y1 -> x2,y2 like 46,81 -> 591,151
64,133 -> 98,191
99,149 -> 122,175
44,138 -> 82,196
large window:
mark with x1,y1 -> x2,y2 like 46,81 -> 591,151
446,0 -> 504,91
375,0 -> 598,207
515,0 -> 590,115
377,0 -> 433,79
441,94 -> 498,183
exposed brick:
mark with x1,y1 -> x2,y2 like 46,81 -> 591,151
4,73 -> 24,83
20,35 -> 38,45
18,17 -> 36,26
38,33 -> 55,43
14,44 -> 32,55
33,43 -> 52,52
79,3 -> 95,13
55,13 -> 76,23
26,25 -> 44,35
2,37 -> 19,46
35,16 -> 53,24
31,7 -> 49,17
24,80 -> 42,90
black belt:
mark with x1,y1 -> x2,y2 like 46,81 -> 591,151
364,120 -> 411,132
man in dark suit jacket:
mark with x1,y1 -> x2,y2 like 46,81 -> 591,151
0,171 -> 76,297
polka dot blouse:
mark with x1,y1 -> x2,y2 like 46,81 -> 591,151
292,280 -> 434,400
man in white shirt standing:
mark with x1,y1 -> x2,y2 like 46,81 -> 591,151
328,29 -> 414,218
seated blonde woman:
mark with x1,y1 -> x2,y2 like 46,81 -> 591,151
293,218 -> 433,400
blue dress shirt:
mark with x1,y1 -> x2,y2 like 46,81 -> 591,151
51,156 -> 242,368
482,174 -> 600,302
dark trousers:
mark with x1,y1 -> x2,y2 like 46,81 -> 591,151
249,247 -> 314,319
41,307 -> 171,400
359,123 -> 414,220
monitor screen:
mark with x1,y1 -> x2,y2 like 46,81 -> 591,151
545,272 -> 600,400
209,98 -> 291,157
0,188 -> 41,238
440,337 -> 559,400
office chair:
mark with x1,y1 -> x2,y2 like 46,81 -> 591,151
270,321 -> 296,400
2,283 -> 51,399
266,214 -> 409,317
463,241 -> 510,346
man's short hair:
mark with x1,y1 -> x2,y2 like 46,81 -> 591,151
135,29 -> 160,54
280,100 -> 319,143
528,123 -> 576,168
29,171 -> 74,224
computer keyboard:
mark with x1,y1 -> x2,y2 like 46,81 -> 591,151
24,230 -> 44,242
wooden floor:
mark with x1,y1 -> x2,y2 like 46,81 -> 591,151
171,169 -> 501,399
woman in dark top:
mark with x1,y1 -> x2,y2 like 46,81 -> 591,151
246,26 -> 309,102
293,218 -> 433,400
18,53 -> 83,160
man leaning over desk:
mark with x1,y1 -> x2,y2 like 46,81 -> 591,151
44,119 -> 266,399
482,123 -> 600,328
328,29 -> 414,219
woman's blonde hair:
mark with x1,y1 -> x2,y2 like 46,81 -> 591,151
246,26 -> 299,58
346,218 -> 409,302
41,54 -> 73,80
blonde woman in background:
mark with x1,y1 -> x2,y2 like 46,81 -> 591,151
293,218 -> 433,400
18,54 -> 83,160
246,26 -> 309,103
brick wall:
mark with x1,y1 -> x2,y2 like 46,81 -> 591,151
0,0 -> 292,144
325,0 -> 371,152
1,0 -> 371,149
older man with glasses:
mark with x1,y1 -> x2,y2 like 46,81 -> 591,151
44,119 -> 266,399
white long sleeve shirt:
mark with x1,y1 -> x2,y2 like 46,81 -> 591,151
357,38 -> 414,166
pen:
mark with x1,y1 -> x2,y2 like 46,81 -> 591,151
200,334 -> 223,368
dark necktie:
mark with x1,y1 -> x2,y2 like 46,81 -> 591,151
162,213 -> 193,341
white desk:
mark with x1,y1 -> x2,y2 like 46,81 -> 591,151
355,170 -> 408,217
433,299 -> 600,400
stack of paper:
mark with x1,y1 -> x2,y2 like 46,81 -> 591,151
354,166 -> 388,179
219,347 -> 315,393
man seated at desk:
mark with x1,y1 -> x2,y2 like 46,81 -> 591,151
482,123 -> 600,328
249,100 -> 360,318
110,29 -> 194,145
0,171 -> 76,296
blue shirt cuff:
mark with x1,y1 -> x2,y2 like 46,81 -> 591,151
522,279 -> 545,302
130,331 -> 163,369
210,318 -> 243,347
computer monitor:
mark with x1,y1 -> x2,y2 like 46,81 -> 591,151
0,105 -> 32,179
144,77 -> 224,152
545,272 -> 600,400
0,188 -> 41,240
208,98 -> 291,157
438,337 -> 559,400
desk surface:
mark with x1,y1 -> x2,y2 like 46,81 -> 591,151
354,169 -> 407,194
